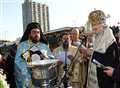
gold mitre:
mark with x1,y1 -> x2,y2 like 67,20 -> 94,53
88,10 -> 106,26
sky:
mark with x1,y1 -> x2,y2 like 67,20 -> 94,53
0,0 -> 120,41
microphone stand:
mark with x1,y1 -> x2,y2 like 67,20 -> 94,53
62,40 -> 71,88
57,40 -> 72,88
63,49 -> 69,88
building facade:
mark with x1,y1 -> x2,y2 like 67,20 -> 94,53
22,0 -> 50,32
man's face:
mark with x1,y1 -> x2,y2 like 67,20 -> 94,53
92,24 -> 104,34
117,31 -> 120,38
62,35 -> 70,42
71,32 -> 79,41
62,34 -> 71,50
62,34 -> 71,46
30,28 -> 40,43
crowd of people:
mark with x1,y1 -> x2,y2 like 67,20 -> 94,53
0,9 -> 120,88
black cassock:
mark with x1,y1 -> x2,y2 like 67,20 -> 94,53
92,42 -> 119,88
113,60 -> 120,88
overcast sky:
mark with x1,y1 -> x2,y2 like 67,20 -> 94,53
0,0 -> 120,41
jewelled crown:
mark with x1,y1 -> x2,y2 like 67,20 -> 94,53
88,10 -> 106,26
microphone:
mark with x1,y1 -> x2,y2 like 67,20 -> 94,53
63,40 -> 69,51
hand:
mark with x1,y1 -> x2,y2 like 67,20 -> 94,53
67,55 -> 74,61
104,67 -> 114,77
80,48 -> 87,56
79,47 -> 89,61
57,60 -> 63,65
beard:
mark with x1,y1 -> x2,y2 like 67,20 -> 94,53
32,39 -> 39,43
30,36 -> 40,43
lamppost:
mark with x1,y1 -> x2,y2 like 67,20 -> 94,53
4,30 -> 7,41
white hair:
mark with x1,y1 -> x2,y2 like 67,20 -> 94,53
71,28 -> 79,34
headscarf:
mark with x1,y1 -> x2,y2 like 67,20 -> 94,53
20,22 -> 48,44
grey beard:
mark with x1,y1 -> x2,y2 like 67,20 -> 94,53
95,31 -> 104,37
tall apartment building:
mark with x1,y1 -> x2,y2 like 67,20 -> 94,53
22,0 -> 50,32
